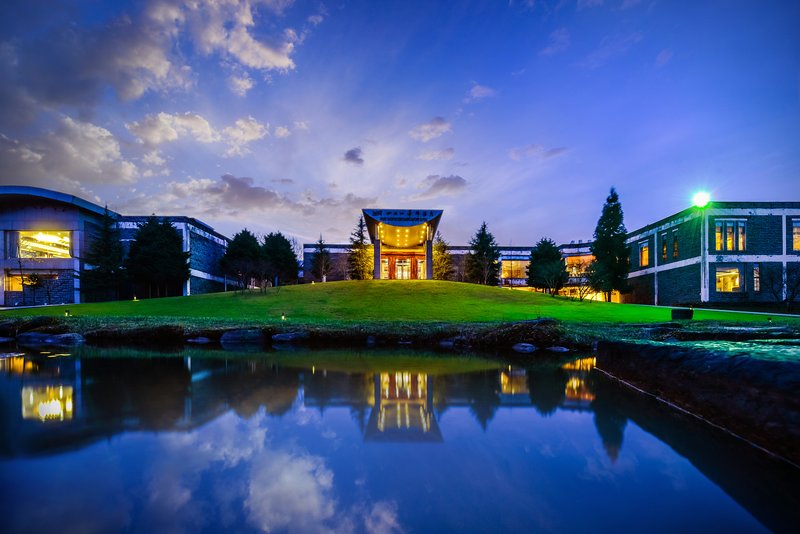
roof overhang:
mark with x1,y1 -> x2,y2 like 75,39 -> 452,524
0,185 -> 118,218
362,209 -> 443,248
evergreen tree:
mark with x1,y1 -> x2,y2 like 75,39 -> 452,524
526,237 -> 567,295
81,207 -> 125,302
465,222 -> 501,285
221,229 -> 262,290
347,216 -> 373,280
589,188 -> 630,301
125,217 -> 190,298
311,236 -> 332,281
433,232 -> 453,281
263,231 -> 299,286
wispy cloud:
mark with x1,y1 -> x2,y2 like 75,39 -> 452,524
463,83 -> 496,104
274,126 -> 291,138
540,28 -> 570,56
655,48 -> 673,68
413,174 -> 468,199
580,31 -> 644,69
509,144 -> 568,161
343,147 -> 364,166
408,117 -> 451,142
577,0 -> 604,11
417,147 -> 455,161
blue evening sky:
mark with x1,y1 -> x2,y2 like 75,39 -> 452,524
1,0 -> 798,246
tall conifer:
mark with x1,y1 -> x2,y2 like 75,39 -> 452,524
589,188 -> 630,301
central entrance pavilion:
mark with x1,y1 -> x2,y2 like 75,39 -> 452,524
363,209 -> 443,280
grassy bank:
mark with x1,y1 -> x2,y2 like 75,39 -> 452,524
1,280 -> 794,325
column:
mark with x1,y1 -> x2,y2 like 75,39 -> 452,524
374,239 -> 381,279
425,238 -> 433,280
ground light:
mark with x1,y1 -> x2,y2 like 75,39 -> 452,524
693,191 -> 711,208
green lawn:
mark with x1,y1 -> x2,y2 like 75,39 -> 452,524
2,280 -> 795,325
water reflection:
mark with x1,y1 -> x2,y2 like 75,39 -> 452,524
0,348 -> 797,532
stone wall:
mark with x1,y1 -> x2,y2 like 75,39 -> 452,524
4,269 -> 75,306
189,231 -> 224,277
189,275 -> 225,295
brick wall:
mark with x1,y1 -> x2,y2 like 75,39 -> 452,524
189,275 -> 225,295
658,264 -> 701,306
708,215 -> 782,256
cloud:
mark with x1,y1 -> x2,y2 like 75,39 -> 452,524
417,148 -> 455,161
408,117 -> 451,142
655,48 -> 673,68
577,0 -> 604,10
0,117 -> 138,186
274,126 -> 291,138
540,28 -> 570,56
229,74 -> 255,96
343,147 -> 364,166
620,0 -> 641,9
126,112 -> 266,157
508,144 -> 568,161
271,178 -> 294,184
222,116 -> 268,156
581,32 -> 644,69
293,121 -> 309,131
463,83 -> 496,104
413,174 -> 468,199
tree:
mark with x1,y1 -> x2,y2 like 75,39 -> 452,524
527,237 -> 568,295
263,232 -> 299,286
433,232 -> 453,281
589,188 -> 630,301
125,217 -> 190,298
347,216 -> 373,280
311,236 -> 331,282
221,229 -> 262,291
81,207 -> 125,302
465,222 -> 500,286
763,263 -> 800,312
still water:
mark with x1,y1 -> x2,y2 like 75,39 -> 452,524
1,346 -> 798,533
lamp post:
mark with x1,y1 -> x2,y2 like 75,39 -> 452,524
693,192 -> 711,302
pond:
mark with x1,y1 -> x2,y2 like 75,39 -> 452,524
1,346 -> 798,533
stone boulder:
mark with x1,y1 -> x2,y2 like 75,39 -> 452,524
271,331 -> 310,343
17,332 -> 85,347
220,329 -> 265,346
512,343 -> 537,353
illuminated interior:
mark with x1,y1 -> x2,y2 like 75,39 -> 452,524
376,372 -> 431,433
21,385 -> 74,422
5,273 -> 58,292
19,231 -> 71,258
715,267 -> 740,292
500,367 -> 529,395
501,259 -> 529,280
793,220 -> 800,251
639,242 -> 649,267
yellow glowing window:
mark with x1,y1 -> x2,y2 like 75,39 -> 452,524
715,267 -> 741,293
793,220 -> 800,251
6,275 -> 24,291
672,230 -> 679,259
18,231 -> 71,258
501,259 -> 529,279
661,233 -> 668,262
714,220 -> 746,252
639,242 -> 649,267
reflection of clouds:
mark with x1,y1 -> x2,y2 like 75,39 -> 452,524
364,501 -> 404,534
246,450 -> 337,532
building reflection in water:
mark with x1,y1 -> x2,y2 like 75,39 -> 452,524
21,385 -> 74,422
365,372 -> 441,442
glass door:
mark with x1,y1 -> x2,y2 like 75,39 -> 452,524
395,259 -> 410,280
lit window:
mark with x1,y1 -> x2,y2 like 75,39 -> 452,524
17,231 -> 71,258
502,259 -> 529,280
753,264 -> 760,292
714,220 -> 746,252
661,233 -> 667,262
793,220 -> 800,251
5,275 -> 24,291
380,259 -> 389,279
715,267 -> 741,292
672,230 -> 679,259
639,242 -> 649,267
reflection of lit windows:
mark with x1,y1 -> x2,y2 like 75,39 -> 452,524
753,263 -> 760,292
794,220 -> 800,251
639,242 -> 649,267
562,357 -> 596,372
21,385 -> 73,422
715,267 -> 741,292
17,231 -> 71,258
714,220 -> 746,251
500,367 -> 529,395
564,377 -> 595,402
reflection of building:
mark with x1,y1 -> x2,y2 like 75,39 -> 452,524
365,372 -> 442,442
0,186 -> 230,305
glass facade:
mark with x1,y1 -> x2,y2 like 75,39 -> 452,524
15,231 -> 72,258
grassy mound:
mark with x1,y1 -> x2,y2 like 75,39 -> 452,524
1,280 -> 791,325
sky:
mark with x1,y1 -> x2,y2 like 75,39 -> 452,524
1,0 -> 798,247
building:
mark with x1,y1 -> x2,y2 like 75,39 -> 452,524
1,186 -> 229,306
364,209 -> 442,280
624,201 -> 800,306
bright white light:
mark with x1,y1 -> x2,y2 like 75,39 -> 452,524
693,191 -> 710,208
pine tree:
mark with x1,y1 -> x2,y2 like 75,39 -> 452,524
125,217 -> 190,298
311,236 -> 332,281
347,216 -> 373,280
81,207 -> 125,302
221,229 -> 262,290
263,231 -> 299,286
465,222 -> 501,285
526,237 -> 567,295
589,188 -> 630,301
433,232 -> 453,281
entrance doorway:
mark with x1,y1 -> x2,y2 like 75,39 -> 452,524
395,259 -> 410,279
